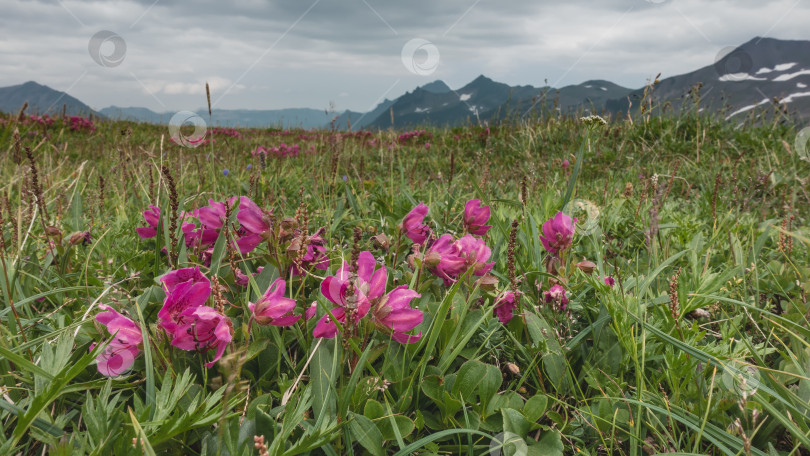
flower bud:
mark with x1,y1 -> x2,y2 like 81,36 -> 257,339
45,225 -> 62,238
475,274 -> 498,292
423,251 -> 442,268
68,231 -> 92,246
371,233 -> 391,251
505,362 -> 520,375
576,260 -> 596,274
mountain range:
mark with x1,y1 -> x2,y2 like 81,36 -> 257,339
2,37 -> 809,129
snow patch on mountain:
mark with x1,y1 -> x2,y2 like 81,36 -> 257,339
725,98 -> 770,119
781,91 -> 810,103
773,69 -> 810,82
459,93 -> 471,101
719,73 -> 767,82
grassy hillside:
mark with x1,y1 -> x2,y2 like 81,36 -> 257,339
0,106 -> 809,455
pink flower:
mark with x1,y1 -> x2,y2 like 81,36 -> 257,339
493,290 -> 517,324
236,196 -> 274,254
561,159 -> 570,170
463,199 -> 492,236
454,234 -> 494,277
290,227 -> 330,275
170,306 -> 233,368
401,203 -> 430,245
539,212 -> 576,254
305,302 -> 317,320
158,267 -> 211,334
234,266 -> 263,287
604,276 -> 615,287
135,205 -> 161,239
315,251 -> 421,343
424,234 -> 466,285
249,278 -> 300,326
314,251 -> 382,338
193,198 -> 236,247
93,304 -> 142,377
543,284 -> 569,311
371,285 -> 422,343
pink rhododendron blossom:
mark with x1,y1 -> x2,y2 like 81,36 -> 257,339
158,267 -> 211,334
544,284 -> 569,311
249,278 -> 300,326
424,234 -> 467,286
463,199 -> 492,236
371,285 -> 422,343
314,251 -> 421,343
93,304 -> 142,377
493,290 -> 517,324
234,266 -> 263,287
539,212 -> 577,254
305,302 -> 317,321
193,197 -> 238,247
135,205 -> 161,239
236,196 -> 274,254
314,251 -> 381,338
290,227 -> 330,275
401,203 -> 431,244
170,306 -> 233,367
455,234 -> 495,277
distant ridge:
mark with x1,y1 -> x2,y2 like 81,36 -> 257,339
0,81 -> 99,117
3,37 -> 810,128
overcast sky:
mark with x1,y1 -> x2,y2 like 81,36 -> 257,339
1,0 -> 808,113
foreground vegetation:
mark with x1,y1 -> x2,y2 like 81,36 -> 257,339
1,107 -> 809,455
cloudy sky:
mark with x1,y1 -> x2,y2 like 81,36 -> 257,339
1,0 -> 807,113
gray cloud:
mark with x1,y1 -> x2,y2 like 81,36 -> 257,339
1,0 -> 808,112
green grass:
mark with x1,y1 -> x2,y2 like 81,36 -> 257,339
0,108 -> 809,455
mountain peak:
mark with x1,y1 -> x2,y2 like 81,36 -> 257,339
420,80 -> 451,94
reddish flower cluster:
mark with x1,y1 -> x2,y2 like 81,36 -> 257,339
253,143 -> 306,158
397,130 -> 432,144
315,251 -> 423,343
68,115 -> 96,133
28,114 -> 55,127
208,127 -> 243,139
158,267 -> 232,368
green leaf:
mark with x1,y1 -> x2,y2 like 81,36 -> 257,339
348,412 -> 383,456
501,408 -> 530,439
311,339 -> 337,421
451,359 -> 488,400
523,395 -> 549,423
528,431 -> 563,456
